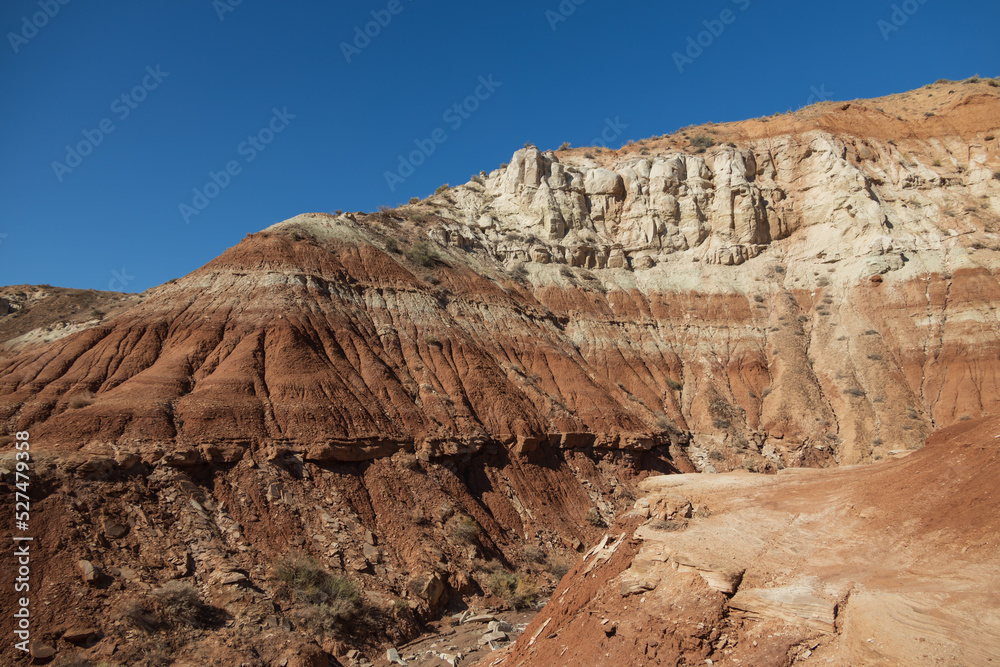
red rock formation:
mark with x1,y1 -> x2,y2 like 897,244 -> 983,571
1,80 -> 999,664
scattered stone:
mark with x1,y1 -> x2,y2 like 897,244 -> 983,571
463,614 -> 496,624
386,647 -> 407,665
30,643 -> 56,659
103,519 -> 129,539
63,627 -> 101,644
221,571 -> 248,585
77,559 -> 99,585
479,630 -> 508,645
488,620 -> 514,633
266,483 -> 283,502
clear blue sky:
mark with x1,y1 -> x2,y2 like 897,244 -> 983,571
2,0 -> 998,292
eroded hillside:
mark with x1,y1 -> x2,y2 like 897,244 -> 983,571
1,78 -> 999,665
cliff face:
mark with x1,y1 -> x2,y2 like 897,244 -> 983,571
1,80 -> 999,664
5,83 -> 1000,470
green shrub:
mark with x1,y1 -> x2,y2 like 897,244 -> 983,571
690,135 -> 715,149
844,387 -> 866,397
405,242 -> 438,267
434,183 -> 450,195
487,571 -> 538,610
666,377 -> 682,391
585,508 -> 604,527
384,238 -> 400,254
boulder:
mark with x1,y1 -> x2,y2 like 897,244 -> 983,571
63,626 -> 102,645
479,630 -> 508,645
585,168 -> 626,197
30,644 -> 56,659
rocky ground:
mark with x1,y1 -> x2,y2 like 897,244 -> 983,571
1,77 -> 999,665
372,609 -> 535,667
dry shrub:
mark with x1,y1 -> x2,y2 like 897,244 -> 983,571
585,508 -> 605,527
274,555 -> 360,623
449,515 -> 480,544
523,545 -> 546,564
117,598 -> 158,632
546,556 -> 572,579
68,391 -> 94,409
151,580 -> 204,627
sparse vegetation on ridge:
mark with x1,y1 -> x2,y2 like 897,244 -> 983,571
405,241 -> 438,267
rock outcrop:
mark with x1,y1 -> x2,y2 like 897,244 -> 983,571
490,414 -> 1000,666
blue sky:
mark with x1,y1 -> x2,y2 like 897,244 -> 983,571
2,0 -> 998,292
